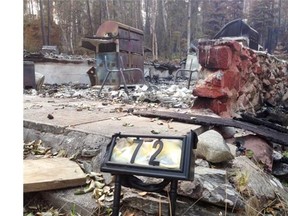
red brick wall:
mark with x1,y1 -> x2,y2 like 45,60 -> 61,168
192,40 -> 288,117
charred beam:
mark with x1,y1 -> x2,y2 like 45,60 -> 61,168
236,112 -> 288,134
133,110 -> 288,146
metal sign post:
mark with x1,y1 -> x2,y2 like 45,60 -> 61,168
100,130 -> 198,216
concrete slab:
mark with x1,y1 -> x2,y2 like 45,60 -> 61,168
24,95 -> 203,137
72,114 -> 202,137
24,95 -> 129,127
23,94 -> 205,216
24,158 -> 86,192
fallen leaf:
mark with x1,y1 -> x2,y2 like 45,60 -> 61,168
245,149 -> 254,159
56,149 -> 67,157
47,113 -> 54,119
103,186 -> 111,193
167,124 -> 173,129
93,188 -> 103,199
104,195 -> 114,202
95,181 -> 105,189
138,191 -> 147,196
151,129 -> 160,134
150,118 -> 159,122
98,194 -> 105,201
123,123 -> 134,127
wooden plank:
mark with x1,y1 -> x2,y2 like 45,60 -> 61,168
133,110 -> 288,146
24,157 -> 87,193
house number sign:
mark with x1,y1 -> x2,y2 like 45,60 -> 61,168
100,131 -> 198,216
101,131 -> 198,180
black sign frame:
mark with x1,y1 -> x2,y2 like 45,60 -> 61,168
101,130 -> 198,180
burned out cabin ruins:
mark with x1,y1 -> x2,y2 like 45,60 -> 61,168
24,19 -> 288,119
23,1 -> 288,215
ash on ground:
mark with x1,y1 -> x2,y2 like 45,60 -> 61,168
24,77 -> 198,109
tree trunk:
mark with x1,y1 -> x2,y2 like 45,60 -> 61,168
29,0 -> 34,17
144,0 -> 150,35
59,24 -> 69,53
39,0 -> 47,46
279,0 -> 282,26
115,0 -> 123,21
112,0 -> 117,20
47,0 -> 51,45
69,0 -> 74,54
151,0 -> 158,60
134,1 -> 138,28
138,1 -> 143,30
24,0 -> 28,15
161,0 -> 167,33
99,1 -> 103,24
187,0 -> 191,55
105,0 -> 110,20
86,0 -> 93,35
155,32 -> 158,60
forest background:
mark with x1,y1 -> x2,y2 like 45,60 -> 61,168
23,0 -> 288,61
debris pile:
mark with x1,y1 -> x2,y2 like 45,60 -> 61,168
25,81 -> 196,109
193,39 -> 288,117
24,49 -> 95,64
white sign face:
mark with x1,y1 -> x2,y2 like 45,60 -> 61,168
110,137 -> 183,170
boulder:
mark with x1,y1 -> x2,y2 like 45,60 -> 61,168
196,129 -> 234,163
228,156 -> 288,215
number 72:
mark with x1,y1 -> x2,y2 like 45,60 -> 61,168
130,139 -> 164,166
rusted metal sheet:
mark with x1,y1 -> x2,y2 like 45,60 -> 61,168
81,20 -> 144,55
133,110 -> 288,146
81,21 -> 144,86
118,28 -> 143,54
